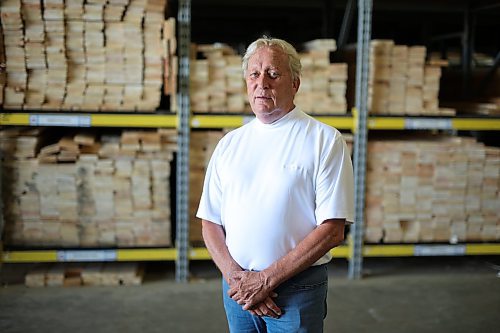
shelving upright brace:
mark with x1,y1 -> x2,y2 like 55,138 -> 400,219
349,0 -> 372,280
176,0 -> 191,282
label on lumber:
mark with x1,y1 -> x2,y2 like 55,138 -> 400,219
405,118 -> 452,130
57,250 -> 117,262
414,244 -> 466,256
30,114 -> 91,127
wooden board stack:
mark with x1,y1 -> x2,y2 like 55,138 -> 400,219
190,44 -> 247,113
296,39 -> 348,114
189,130 -> 225,244
365,135 -> 500,243
0,17 -> 6,105
1,0 -> 26,107
0,0 -> 176,111
368,40 -> 454,116
1,128 -> 177,248
25,263 -> 144,287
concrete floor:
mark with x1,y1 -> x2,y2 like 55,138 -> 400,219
1,256 -> 499,333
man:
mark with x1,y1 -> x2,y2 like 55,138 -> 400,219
197,36 -> 354,332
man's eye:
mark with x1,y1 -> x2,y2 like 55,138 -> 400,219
268,71 -> 280,79
249,72 -> 259,79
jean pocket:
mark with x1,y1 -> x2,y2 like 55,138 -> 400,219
289,279 -> 327,291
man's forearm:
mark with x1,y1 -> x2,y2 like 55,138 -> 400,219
201,219 -> 242,281
262,219 -> 345,291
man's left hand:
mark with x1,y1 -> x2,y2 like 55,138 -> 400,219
227,270 -> 272,310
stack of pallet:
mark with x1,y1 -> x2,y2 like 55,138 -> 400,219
368,40 -> 454,116
0,0 -> 175,111
189,130 -> 225,244
25,263 -> 144,287
296,39 -> 348,114
1,128 -> 177,247
190,44 -> 247,113
365,135 -> 500,243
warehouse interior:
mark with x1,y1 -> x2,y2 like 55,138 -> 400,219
0,0 -> 499,332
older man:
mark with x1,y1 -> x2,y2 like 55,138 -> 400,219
197,36 -> 354,332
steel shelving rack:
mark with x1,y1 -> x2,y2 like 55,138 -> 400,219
0,0 -> 192,278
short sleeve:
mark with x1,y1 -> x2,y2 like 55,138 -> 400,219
315,133 -> 355,225
196,141 -> 223,225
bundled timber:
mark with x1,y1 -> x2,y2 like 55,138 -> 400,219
366,40 -> 454,116
0,0 -> 176,111
0,23 -> 6,106
296,39 -> 348,114
189,44 -> 245,113
25,263 -> 143,287
365,134 -> 500,243
189,130 -> 225,244
1,127 -> 177,248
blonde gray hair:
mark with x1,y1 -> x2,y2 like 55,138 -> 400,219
242,36 -> 302,82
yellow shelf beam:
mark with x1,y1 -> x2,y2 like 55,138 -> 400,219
191,115 -> 250,128
1,248 -> 177,263
368,116 -> 500,130
2,250 -> 58,263
368,117 -> 406,130
116,248 -> 177,261
452,118 -> 500,131
189,247 -> 212,260
363,244 -> 416,257
466,243 -> 500,255
312,116 -> 354,130
92,114 -> 177,128
0,113 -> 177,128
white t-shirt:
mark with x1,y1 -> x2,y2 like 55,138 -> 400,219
196,107 -> 354,271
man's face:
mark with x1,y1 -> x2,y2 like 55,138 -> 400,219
245,46 -> 300,124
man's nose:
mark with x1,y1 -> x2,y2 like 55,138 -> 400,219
257,74 -> 270,89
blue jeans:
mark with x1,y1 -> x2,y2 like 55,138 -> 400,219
222,264 -> 328,333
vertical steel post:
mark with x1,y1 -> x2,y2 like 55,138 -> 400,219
176,0 -> 191,282
348,0 -> 372,280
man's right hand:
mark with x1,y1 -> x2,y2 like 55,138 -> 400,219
227,271 -> 282,318
248,293 -> 282,318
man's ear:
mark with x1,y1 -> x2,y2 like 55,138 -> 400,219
293,77 -> 300,93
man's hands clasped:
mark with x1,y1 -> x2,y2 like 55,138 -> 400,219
227,270 -> 282,318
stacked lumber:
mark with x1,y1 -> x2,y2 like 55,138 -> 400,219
25,263 -> 144,287
0,23 -> 5,106
365,135 -> 500,243
0,0 -> 176,111
189,130 -> 225,244
190,43 -> 247,113
368,40 -> 454,116
1,128 -> 177,247
441,101 -> 500,116
296,39 -> 348,114
1,0 -> 26,107
163,17 -> 177,110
